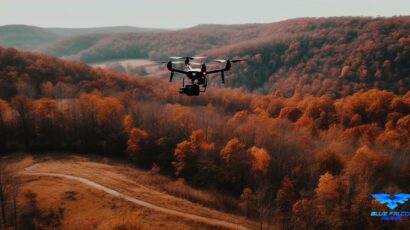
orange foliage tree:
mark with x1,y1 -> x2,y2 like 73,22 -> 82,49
127,128 -> 149,161
248,146 -> 271,175
173,129 -> 214,177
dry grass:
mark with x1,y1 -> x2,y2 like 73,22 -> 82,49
7,154 -> 257,230
106,214 -> 143,230
140,175 -> 239,213
18,175 -> 229,230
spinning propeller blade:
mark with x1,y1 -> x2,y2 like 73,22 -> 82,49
212,59 -> 227,63
170,61 -> 185,64
154,61 -> 185,64
170,56 -> 206,60
231,59 -> 247,63
211,58 -> 247,63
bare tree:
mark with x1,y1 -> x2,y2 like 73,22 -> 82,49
0,160 -> 20,229
0,160 -> 11,227
11,177 -> 20,230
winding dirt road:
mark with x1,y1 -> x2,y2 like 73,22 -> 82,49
21,163 -> 250,230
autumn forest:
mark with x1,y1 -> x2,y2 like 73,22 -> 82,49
0,16 -> 409,230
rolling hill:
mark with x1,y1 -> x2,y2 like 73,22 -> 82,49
0,25 -> 61,49
0,20 -> 409,229
0,25 -> 167,51
202,17 -> 410,96
38,23 -> 268,62
4,17 -> 408,98
48,26 -> 168,37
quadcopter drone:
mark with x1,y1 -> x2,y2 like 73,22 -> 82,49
158,56 -> 246,96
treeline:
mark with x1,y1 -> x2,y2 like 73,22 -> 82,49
203,17 -> 410,96
0,47 -> 409,229
39,17 -> 410,98
40,24 -> 262,62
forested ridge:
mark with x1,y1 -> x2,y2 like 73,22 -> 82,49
203,17 -> 410,96
2,17 -> 409,99
0,47 -> 409,229
34,17 -> 410,98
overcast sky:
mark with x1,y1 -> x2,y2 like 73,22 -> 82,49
1,0 -> 409,28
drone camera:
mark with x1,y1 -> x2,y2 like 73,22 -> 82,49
179,84 -> 200,96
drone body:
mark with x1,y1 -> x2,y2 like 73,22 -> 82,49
161,56 -> 245,96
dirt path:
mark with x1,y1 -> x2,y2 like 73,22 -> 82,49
21,163 -> 250,230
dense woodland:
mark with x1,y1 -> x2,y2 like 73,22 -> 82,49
204,17 -> 410,96
33,17 -> 410,98
0,47 -> 409,229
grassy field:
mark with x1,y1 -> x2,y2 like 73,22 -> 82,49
6,154 -> 257,230
89,59 -> 163,75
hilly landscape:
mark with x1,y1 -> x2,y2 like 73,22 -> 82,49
0,25 -> 166,50
0,25 -> 61,49
0,39 -> 409,229
0,16 -> 409,230
1,17 -> 409,97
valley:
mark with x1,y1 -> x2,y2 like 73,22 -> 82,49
89,59 -> 162,75
0,14 -> 409,230
1,17 -> 409,96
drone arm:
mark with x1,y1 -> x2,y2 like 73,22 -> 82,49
170,68 -> 187,74
206,61 -> 231,74
206,68 -> 225,74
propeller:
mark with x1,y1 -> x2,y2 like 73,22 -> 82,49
170,56 -> 206,60
189,62 -> 203,65
153,61 -> 186,65
211,58 -> 247,63
153,60 -> 202,66
231,59 -> 247,63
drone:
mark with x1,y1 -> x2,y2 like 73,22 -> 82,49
158,56 -> 246,96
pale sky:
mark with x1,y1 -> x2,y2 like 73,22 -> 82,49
0,0 -> 409,28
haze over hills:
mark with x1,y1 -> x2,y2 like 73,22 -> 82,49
47,26 -> 169,37
1,17 -> 408,98
0,25 -> 60,49
1,0 -> 410,227
0,0 -> 409,227
0,24 -> 167,50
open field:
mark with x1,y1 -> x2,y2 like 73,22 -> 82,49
7,154 -> 257,230
89,59 -> 163,75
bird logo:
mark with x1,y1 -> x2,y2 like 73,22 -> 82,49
371,194 -> 410,210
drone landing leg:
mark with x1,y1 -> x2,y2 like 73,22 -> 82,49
200,77 -> 207,92
169,71 -> 174,82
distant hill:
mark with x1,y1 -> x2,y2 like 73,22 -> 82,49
0,25 -> 167,51
39,17 -> 410,98
1,17 -> 409,98
47,26 -> 168,37
0,25 -> 60,49
201,17 -> 410,96
39,23 -> 268,62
